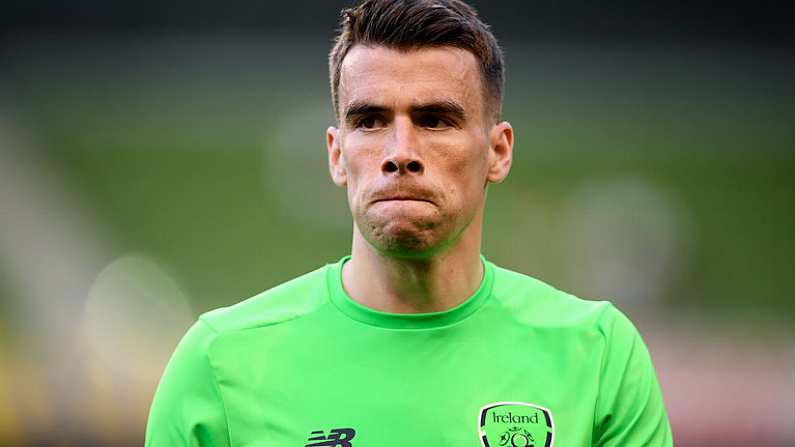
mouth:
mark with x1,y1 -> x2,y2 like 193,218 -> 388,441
372,196 -> 434,204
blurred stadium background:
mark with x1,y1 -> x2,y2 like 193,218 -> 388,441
1,1 -> 794,445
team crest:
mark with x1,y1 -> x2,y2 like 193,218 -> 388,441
478,402 -> 554,447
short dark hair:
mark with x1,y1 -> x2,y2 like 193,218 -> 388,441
329,0 -> 505,122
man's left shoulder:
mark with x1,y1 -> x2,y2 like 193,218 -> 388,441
488,262 -> 620,331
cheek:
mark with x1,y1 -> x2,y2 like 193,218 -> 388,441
437,136 -> 489,189
341,141 -> 381,202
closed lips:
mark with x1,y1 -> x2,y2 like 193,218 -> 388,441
376,196 -> 430,202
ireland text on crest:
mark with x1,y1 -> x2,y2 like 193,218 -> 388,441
478,402 -> 554,447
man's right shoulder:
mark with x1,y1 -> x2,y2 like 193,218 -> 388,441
196,263 -> 333,336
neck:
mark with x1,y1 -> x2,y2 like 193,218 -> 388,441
342,213 -> 484,314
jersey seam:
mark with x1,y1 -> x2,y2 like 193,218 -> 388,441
197,318 -> 234,446
615,332 -> 648,435
591,302 -> 616,444
200,296 -> 332,336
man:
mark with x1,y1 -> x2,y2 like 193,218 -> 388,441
146,0 -> 673,446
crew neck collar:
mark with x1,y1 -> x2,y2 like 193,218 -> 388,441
326,254 -> 494,330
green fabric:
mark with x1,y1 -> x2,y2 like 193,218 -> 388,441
146,256 -> 673,446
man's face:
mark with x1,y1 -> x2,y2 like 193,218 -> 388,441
327,45 -> 512,257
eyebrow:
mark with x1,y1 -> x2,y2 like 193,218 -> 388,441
343,99 -> 467,123
344,102 -> 389,122
414,100 -> 467,122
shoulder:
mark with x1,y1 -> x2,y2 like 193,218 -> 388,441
489,262 -> 626,332
149,263 -> 334,407
197,263 -> 332,335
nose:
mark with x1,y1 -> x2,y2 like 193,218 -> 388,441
381,117 -> 425,176
382,158 -> 423,175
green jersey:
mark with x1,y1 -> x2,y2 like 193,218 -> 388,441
146,256 -> 672,446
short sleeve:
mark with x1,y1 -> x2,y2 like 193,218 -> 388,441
593,306 -> 673,446
145,319 -> 231,447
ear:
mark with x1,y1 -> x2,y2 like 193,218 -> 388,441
486,121 -> 514,184
327,126 -> 347,187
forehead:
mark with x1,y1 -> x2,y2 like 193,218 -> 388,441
338,45 -> 483,113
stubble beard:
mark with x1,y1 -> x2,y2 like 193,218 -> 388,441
356,208 -> 447,258
353,202 -> 475,259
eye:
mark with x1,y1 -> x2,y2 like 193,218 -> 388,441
419,114 -> 449,129
357,116 -> 385,130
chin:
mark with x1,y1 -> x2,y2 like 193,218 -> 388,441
364,219 -> 450,258
379,233 -> 434,256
